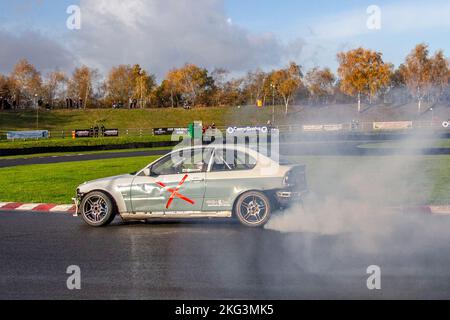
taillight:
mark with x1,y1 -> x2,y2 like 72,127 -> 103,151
283,172 -> 291,186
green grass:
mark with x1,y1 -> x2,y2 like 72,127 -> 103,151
0,106 -> 282,153
0,154 -> 449,205
1,102 -> 448,133
359,139 -> 450,149
0,135 -> 173,150
0,106 -> 284,132
0,156 -> 158,204
290,155 -> 450,206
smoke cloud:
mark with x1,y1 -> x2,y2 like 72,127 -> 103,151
258,125 -> 450,298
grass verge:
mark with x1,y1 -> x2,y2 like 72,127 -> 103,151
0,156 -> 158,204
0,135 -> 172,150
359,139 -> 450,149
0,106 -> 282,131
0,155 -> 449,205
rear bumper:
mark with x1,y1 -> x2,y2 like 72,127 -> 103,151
275,189 -> 307,207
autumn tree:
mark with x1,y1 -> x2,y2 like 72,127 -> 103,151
164,64 -> 210,107
243,69 -> 268,105
401,44 -> 434,112
9,59 -> 43,108
153,79 -> 180,108
105,65 -> 134,107
305,67 -> 336,104
384,64 -> 410,104
0,75 -> 13,109
429,50 -> 450,103
223,78 -> 245,106
337,48 -> 392,112
270,62 -> 302,114
43,71 -> 68,108
210,68 -> 229,106
132,64 -> 156,108
68,66 -> 99,109
391,64 -> 407,88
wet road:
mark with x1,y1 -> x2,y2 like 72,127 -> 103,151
0,149 -> 169,168
1,211 -> 450,299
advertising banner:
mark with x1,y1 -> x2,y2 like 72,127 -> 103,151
303,124 -> 344,132
74,128 -> 119,138
226,126 -> 275,135
153,128 -> 188,136
373,121 -> 413,130
7,130 -> 49,140
103,129 -> 119,137
74,130 -> 92,138
302,125 -> 324,132
323,124 -> 344,132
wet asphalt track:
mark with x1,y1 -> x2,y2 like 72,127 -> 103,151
1,141 -> 450,168
1,211 -> 450,299
0,149 -> 169,168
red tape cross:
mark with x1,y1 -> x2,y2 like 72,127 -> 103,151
156,174 -> 195,209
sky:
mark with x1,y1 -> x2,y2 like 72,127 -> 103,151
0,0 -> 449,78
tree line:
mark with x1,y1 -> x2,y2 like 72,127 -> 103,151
0,43 -> 449,113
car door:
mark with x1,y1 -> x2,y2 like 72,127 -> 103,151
131,148 -> 212,213
203,147 -> 258,212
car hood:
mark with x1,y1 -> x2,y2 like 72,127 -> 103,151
81,174 -> 133,187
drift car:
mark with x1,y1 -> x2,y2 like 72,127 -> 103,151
73,145 -> 307,227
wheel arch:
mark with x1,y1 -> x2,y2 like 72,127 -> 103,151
81,189 -> 119,214
231,189 -> 276,216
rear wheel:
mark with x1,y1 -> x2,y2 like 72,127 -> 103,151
80,191 -> 116,227
235,191 -> 271,227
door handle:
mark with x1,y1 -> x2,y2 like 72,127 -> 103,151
191,177 -> 205,182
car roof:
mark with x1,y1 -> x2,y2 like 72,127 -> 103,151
174,144 -> 257,153
172,144 -> 277,164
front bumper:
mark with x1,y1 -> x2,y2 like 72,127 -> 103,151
72,190 -> 83,216
72,198 -> 79,217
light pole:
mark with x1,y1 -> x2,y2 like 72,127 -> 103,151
270,83 -> 276,124
35,93 -> 39,129
430,107 -> 434,126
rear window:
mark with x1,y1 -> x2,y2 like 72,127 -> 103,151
211,149 -> 257,171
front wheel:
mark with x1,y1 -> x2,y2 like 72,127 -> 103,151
234,191 -> 271,227
80,191 -> 116,227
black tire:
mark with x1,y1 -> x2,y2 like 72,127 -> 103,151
80,191 -> 116,227
234,191 -> 271,227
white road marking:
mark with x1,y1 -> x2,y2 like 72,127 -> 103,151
0,202 -> 12,207
430,206 -> 450,215
50,205 -> 74,212
16,203 -> 42,211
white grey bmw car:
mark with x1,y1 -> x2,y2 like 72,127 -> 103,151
73,145 -> 307,227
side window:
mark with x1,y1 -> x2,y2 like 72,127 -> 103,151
151,148 -> 212,176
211,149 -> 256,172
